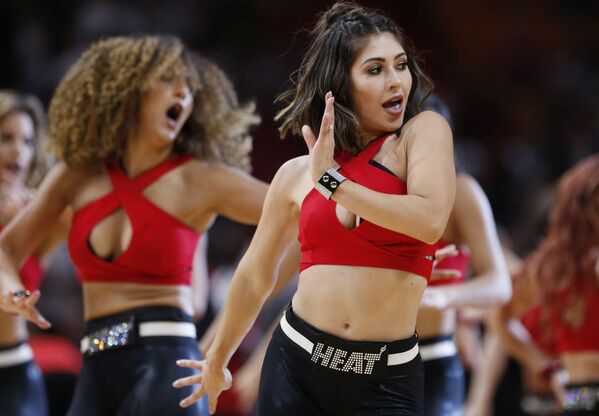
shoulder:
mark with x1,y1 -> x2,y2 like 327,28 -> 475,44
401,110 -> 453,148
43,162 -> 102,194
180,159 -> 252,186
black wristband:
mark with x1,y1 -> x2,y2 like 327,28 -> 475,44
315,168 -> 347,199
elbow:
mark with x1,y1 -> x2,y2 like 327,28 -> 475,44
419,219 -> 446,244
497,280 -> 513,305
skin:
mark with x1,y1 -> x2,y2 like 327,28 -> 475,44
173,33 -> 455,414
416,173 -> 512,338
495,270 -> 599,386
0,111 -> 37,346
0,76 -> 268,326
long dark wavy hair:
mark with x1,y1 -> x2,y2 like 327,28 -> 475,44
524,154 -> 599,298
276,1 -> 434,155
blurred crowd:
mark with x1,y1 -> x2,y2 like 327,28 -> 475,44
0,1 -> 598,415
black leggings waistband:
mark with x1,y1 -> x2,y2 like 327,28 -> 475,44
279,306 -> 421,377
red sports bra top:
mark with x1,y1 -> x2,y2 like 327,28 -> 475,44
68,155 -> 200,286
0,224 -> 44,292
520,304 -> 556,356
298,135 -> 437,280
548,279 -> 599,354
427,240 -> 470,287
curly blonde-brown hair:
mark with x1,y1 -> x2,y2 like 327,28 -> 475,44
0,90 -> 49,187
48,35 -> 258,171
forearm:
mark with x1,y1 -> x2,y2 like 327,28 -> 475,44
443,270 -> 512,308
0,246 -> 25,292
465,332 -> 507,411
493,311 -> 547,372
332,181 -> 447,243
205,264 -> 275,370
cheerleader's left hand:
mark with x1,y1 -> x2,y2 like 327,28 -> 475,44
301,91 -> 338,183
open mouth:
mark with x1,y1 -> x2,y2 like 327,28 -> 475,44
166,103 -> 183,124
3,163 -> 21,175
382,95 -> 404,109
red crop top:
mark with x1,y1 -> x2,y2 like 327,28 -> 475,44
427,240 -> 470,287
0,224 -> 44,292
520,305 -> 556,356
68,155 -> 200,286
548,279 -> 599,354
298,135 -> 438,280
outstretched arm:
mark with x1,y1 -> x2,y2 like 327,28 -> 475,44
0,163 -> 78,328
173,158 -> 302,414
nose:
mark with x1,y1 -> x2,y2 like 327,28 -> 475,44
387,68 -> 402,90
173,78 -> 191,99
7,138 -> 23,160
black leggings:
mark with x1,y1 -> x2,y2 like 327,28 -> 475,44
421,335 -> 464,416
0,349 -> 48,416
257,307 -> 424,416
67,306 -> 208,416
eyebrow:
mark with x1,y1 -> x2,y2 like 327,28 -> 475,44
360,52 -> 407,66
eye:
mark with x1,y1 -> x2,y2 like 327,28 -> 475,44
24,136 -> 35,147
0,133 -> 12,143
367,66 -> 382,75
396,61 -> 409,70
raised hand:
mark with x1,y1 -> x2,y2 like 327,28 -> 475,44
301,91 -> 338,183
0,289 -> 51,329
173,359 -> 232,415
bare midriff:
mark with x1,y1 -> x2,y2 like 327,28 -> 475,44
293,264 -> 426,342
83,282 -> 193,321
562,352 -> 599,384
415,308 -> 457,339
0,313 -> 27,346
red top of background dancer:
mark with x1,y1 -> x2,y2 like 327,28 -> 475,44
548,279 -> 599,354
0,224 -> 44,292
427,240 -> 470,287
520,304 -> 556,356
68,155 -> 201,286
298,135 -> 438,280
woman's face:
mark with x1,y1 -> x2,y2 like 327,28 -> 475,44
137,74 -> 194,147
350,32 -> 413,138
0,111 -> 36,185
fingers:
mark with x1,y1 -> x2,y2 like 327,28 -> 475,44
179,384 -> 206,408
209,393 -> 219,415
173,374 -> 203,389
434,244 -> 458,263
176,359 -> 204,370
429,268 -> 462,281
319,91 -> 335,139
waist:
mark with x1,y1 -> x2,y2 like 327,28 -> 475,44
562,353 -> 599,384
81,305 -> 197,356
294,268 -> 425,340
0,342 -> 34,368
82,282 -> 193,320
278,306 -> 421,377
418,334 -> 457,362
